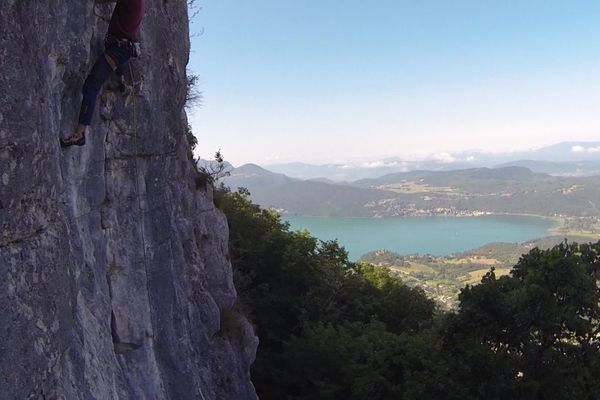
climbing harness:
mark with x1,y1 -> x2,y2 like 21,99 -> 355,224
105,33 -> 129,48
105,34 -> 142,58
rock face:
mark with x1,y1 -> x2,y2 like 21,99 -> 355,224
0,1 -> 257,399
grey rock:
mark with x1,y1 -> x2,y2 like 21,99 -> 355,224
0,1 -> 257,399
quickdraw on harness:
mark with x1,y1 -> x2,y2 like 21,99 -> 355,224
105,33 -> 142,58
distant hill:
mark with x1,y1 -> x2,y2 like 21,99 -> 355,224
224,164 -> 388,217
494,160 -> 600,176
263,141 -> 600,181
351,166 -> 541,189
264,160 -> 478,181
516,141 -> 600,162
307,177 -> 340,184
224,164 -> 600,219
349,166 -> 600,217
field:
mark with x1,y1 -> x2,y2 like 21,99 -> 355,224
360,235 -> 600,309
550,216 -> 600,237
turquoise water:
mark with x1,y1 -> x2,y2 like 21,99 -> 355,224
284,215 -> 555,260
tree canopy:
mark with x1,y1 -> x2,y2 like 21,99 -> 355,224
219,188 -> 600,400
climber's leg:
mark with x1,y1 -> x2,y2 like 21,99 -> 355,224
78,46 -> 131,126
106,44 -> 134,94
62,45 -> 132,147
60,54 -> 113,147
79,54 -> 114,126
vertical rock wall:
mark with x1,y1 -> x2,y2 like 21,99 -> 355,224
0,1 -> 257,399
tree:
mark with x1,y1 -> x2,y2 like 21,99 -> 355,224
445,241 -> 600,399
219,189 -> 436,400
283,321 -> 405,400
219,188 -> 600,399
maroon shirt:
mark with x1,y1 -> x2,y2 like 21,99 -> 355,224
108,0 -> 145,40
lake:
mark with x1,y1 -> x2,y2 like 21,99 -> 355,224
284,215 -> 555,260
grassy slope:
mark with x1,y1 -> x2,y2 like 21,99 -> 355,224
360,235 -> 600,309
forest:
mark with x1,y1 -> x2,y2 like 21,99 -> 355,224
218,187 -> 600,400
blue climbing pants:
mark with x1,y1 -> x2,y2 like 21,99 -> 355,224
78,43 -> 132,126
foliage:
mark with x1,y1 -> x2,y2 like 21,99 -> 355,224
182,122 -> 229,198
187,0 -> 203,23
360,236 -> 599,309
185,70 -> 203,109
220,190 -> 600,399
283,321 -> 405,400
219,307 -> 243,338
195,150 -> 230,190
185,123 -> 198,152
443,241 -> 600,399
220,189 -> 435,399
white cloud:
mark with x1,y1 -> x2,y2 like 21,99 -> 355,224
572,145 -> 600,153
361,160 -> 402,168
432,152 -> 456,163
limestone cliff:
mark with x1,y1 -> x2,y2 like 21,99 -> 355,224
0,1 -> 257,399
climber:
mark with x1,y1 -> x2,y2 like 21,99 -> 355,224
61,0 -> 145,147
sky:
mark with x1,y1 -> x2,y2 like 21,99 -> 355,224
187,1 -> 600,166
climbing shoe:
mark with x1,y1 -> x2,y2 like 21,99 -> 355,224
60,132 -> 86,147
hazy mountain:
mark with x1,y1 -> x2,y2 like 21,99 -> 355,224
351,166 -> 600,217
224,164 -> 389,217
263,141 -> 600,181
225,164 -> 600,218
264,160 -> 480,182
350,166 -> 540,189
494,160 -> 600,176
514,141 -> 600,162
307,177 -> 340,184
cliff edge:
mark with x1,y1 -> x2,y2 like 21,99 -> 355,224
0,1 -> 257,399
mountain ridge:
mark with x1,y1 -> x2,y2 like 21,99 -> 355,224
262,141 -> 600,181
224,164 -> 600,219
